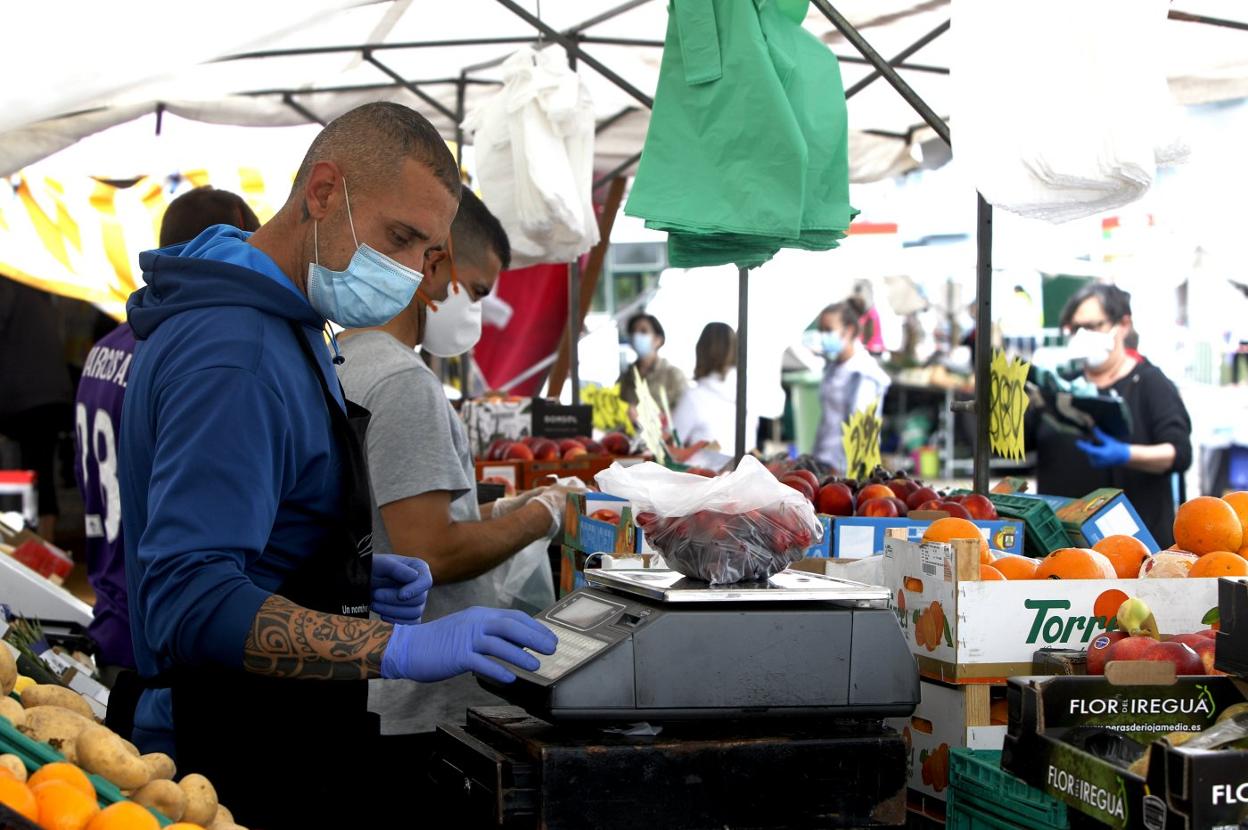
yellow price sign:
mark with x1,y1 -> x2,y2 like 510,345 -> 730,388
989,349 -> 1030,461
841,399 -> 882,481
581,383 -> 634,436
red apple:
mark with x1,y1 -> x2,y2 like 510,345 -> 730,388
786,469 -> 820,492
504,442 -> 534,461
914,499 -> 946,513
601,432 -> 631,456
486,439 -> 511,461
1106,635 -> 1158,664
590,509 -> 621,525
936,501 -> 973,520
519,435 -> 538,447
1086,631 -> 1129,675
781,475 -> 816,502
563,447 -> 587,460
907,487 -> 940,511
858,499 -> 900,518
816,482 -> 855,517
1189,639 -> 1219,674
558,438 -> 586,454
1170,633 -> 1209,651
945,494 -> 968,504
1197,628 -> 1218,640
888,479 -> 920,500
888,498 -> 910,517
963,494 -> 999,521
687,467 -> 717,478
1143,641 -> 1204,675
858,483 -> 896,504
531,438 -> 560,461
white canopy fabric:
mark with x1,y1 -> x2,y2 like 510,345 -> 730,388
4,0 -> 1245,183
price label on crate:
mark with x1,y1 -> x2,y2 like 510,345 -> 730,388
989,349 -> 1030,461
842,399 -> 882,480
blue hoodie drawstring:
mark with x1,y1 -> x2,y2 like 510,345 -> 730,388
326,323 -> 344,365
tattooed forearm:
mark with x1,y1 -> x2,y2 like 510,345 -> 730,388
242,595 -> 392,680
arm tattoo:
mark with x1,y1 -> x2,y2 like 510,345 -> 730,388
242,595 -> 392,680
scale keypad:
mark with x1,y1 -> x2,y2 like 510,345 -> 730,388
534,622 -> 608,680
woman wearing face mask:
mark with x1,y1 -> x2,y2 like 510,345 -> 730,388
812,296 -> 891,474
1036,284 -> 1191,547
672,322 -> 756,451
618,313 -> 688,410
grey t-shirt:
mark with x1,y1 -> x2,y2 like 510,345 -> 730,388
336,331 -> 507,735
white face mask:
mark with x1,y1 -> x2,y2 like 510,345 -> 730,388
422,279 -> 483,357
1067,327 -> 1116,370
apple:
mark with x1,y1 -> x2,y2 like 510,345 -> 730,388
558,438 -> 585,454
635,511 -> 658,528
945,494 -> 968,504
582,438 -> 606,455
590,509 -> 620,525
963,494 -> 999,520
858,483 -> 896,504
601,432 -> 631,456
1197,628 -> 1218,640
816,482 -> 855,517
531,438 -> 560,461
563,447 -> 587,460
486,440 -> 512,461
858,499 -> 900,518
1142,641 -> 1204,675
936,501 -> 973,520
907,487 -> 940,511
888,479 -> 920,500
504,442 -> 534,461
888,498 -> 910,517
780,475 -> 816,502
1105,635 -> 1158,664
786,469 -> 820,492
1189,638 -> 1218,674
519,435 -> 538,447
1087,631 -> 1129,675
1170,633 -> 1208,650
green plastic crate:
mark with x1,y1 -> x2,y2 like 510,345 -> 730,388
0,706 -> 171,826
986,494 -> 1071,558
947,749 -> 1067,830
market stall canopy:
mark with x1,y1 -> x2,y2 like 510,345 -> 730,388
4,0 -> 1246,183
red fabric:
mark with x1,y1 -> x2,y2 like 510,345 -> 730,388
474,263 -> 569,395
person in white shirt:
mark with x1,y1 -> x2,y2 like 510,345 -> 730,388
811,296 -> 891,473
672,322 -> 756,452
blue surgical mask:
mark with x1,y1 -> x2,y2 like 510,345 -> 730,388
821,331 -> 845,359
306,179 -> 423,328
632,332 -> 655,359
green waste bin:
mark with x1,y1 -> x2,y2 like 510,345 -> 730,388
784,371 -> 823,456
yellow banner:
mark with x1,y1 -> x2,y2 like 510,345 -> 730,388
0,168 -> 291,320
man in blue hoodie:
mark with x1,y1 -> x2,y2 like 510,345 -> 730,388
120,102 -> 556,828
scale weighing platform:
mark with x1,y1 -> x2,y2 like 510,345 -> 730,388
479,568 -> 919,722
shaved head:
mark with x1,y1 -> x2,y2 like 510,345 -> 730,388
291,102 -> 460,207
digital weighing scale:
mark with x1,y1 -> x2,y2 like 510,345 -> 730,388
479,568 -> 919,722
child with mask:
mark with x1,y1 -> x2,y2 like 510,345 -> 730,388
618,313 -> 688,410
811,296 -> 891,474
1036,283 -> 1191,547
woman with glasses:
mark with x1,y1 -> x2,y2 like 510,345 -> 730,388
1035,284 -> 1192,547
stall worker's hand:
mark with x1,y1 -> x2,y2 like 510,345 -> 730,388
371,554 -> 433,624
1074,427 -> 1131,469
380,607 -> 558,684
532,479 -> 590,537
491,487 -> 545,518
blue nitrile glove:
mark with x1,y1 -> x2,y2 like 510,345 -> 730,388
1075,427 -> 1131,469
370,554 -> 433,625
380,607 -> 558,684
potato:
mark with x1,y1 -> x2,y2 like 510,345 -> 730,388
209,804 -> 235,828
20,684 -> 94,719
212,824 -> 247,830
121,738 -> 141,757
0,754 -> 26,782
142,752 -> 176,780
179,772 -> 219,825
0,696 -> 25,727
0,645 -> 15,696
18,705 -> 93,760
76,724 -> 152,789
130,778 -> 187,822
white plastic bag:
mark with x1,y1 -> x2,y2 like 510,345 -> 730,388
489,537 -> 555,614
595,456 -> 823,584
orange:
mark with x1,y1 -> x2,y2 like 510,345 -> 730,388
1093,535 -> 1151,579
1093,589 -> 1130,623
1174,497 -> 1243,555
85,802 -> 160,830
1035,548 -> 1116,580
0,776 -> 38,822
979,564 -> 1005,581
33,779 -> 99,830
922,517 -> 990,563
29,762 -> 95,800
1224,492 -> 1248,535
1240,544 -> 1248,559
993,555 -> 1039,580
1189,550 -> 1248,578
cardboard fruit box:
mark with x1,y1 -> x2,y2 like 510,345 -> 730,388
563,492 -> 641,556
882,535 -> 1219,684
885,679 -> 1007,802
1002,671 -> 1248,830
826,515 -> 1024,559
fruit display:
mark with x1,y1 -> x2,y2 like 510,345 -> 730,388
1081,596 -> 1219,676
0,686 -> 245,830
777,466 -> 1001,521
483,432 -> 631,462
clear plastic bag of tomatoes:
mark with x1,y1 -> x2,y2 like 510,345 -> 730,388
595,456 -> 823,584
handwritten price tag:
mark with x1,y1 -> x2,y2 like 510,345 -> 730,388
841,399 -> 882,480
989,349 -> 1030,461
581,384 -> 634,435
632,369 -> 668,465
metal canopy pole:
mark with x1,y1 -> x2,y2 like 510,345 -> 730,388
281,93 -> 325,126
593,151 -> 643,190
735,267 -> 750,463
972,197 -> 993,494
843,20 -> 950,99
568,261 -> 582,404
364,52 -> 459,121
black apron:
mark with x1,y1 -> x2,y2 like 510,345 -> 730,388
168,321 -> 378,829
